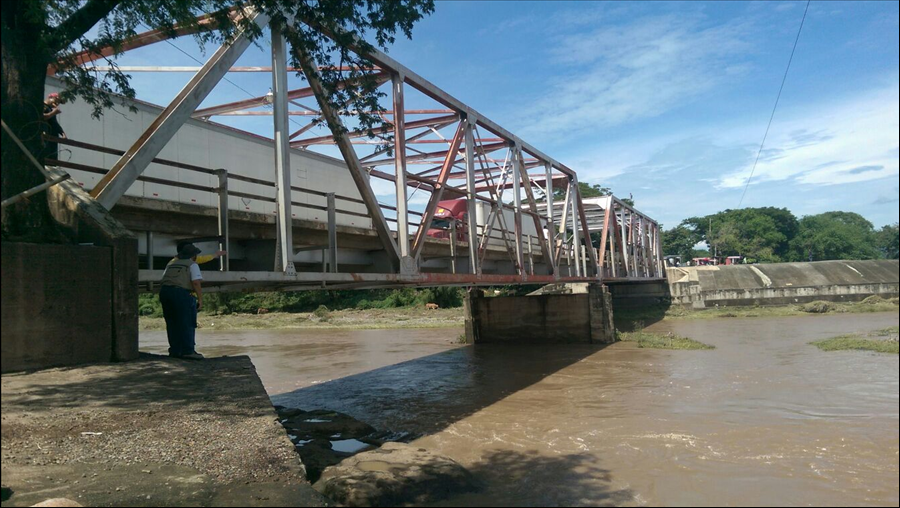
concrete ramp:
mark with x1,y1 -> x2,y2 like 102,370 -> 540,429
667,260 -> 899,308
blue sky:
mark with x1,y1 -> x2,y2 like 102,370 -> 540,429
114,1 -> 899,229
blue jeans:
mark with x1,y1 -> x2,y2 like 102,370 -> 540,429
159,285 -> 197,356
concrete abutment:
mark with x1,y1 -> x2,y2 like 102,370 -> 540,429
464,283 -> 615,344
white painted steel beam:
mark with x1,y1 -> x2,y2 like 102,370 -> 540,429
464,117 -> 480,275
271,25 -> 296,275
392,73 -> 412,265
91,11 -> 269,209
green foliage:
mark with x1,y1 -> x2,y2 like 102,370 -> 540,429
876,223 -> 899,259
788,211 -> 879,261
682,207 -> 798,262
202,287 -> 465,315
138,293 -> 163,318
662,225 -> 702,262
811,328 -> 899,354
313,305 -> 331,321
544,182 -> 634,207
616,327 -> 714,350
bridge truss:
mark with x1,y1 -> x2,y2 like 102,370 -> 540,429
50,8 -> 663,291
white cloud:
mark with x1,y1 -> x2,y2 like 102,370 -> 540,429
517,13 -> 752,140
717,86 -> 900,188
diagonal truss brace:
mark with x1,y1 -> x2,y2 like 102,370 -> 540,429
91,10 -> 270,210
291,39 -> 401,269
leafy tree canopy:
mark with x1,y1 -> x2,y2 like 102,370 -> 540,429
789,211 -> 880,261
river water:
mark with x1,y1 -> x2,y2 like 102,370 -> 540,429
141,312 -> 899,506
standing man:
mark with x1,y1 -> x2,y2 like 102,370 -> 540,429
159,243 -> 205,360
42,93 -> 66,161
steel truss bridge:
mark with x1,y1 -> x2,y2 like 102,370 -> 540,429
46,7 -> 664,292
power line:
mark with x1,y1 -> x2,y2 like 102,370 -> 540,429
155,32 -> 309,131
738,0 -> 811,208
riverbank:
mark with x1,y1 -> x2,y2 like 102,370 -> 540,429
616,295 -> 899,328
139,295 -> 899,332
0,355 -> 328,507
140,306 -> 465,331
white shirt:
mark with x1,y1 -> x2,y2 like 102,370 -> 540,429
189,263 -> 203,281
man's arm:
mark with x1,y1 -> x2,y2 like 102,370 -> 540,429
195,251 -> 227,265
192,279 -> 203,311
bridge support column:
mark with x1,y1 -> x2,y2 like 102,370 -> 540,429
464,283 -> 615,344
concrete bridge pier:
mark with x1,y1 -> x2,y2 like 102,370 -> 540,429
463,283 -> 615,344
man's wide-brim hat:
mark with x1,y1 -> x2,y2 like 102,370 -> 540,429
177,243 -> 202,259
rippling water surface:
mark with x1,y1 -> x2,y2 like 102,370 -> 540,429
142,311 -> 899,506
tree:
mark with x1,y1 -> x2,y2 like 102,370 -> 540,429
1,0 -> 434,238
547,182 -> 634,207
876,223 -> 899,259
680,207 -> 798,262
661,225 -> 701,262
789,211 -> 879,261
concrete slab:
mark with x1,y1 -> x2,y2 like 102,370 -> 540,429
1,354 -> 328,507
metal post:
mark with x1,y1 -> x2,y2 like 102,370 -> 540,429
215,169 -> 229,271
327,192 -> 337,273
271,25 -> 295,275
450,220 -> 458,274
511,145 -> 524,274
146,231 -> 154,291
570,181 -> 582,277
527,234 -> 534,275
544,162 -> 555,271
392,73 -> 411,266
145,231 -> 154,269
464,117 -> 479,275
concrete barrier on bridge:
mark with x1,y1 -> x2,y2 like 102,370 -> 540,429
464,284 -> 615,344
665,259 -> 899,308
1,170 -> 138,373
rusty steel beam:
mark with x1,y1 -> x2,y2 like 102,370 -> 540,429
291,114 -> 457,147
192,72 -> 390,118
411,121 -> 465,260
48,10 -> 232,75
363,141 -> 507,167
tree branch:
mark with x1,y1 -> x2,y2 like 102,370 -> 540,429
48,0 -> 124,55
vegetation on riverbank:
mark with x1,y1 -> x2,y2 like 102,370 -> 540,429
140,306 -> 464,331
811,326 -> 899,354
616,330 -> 715,350
139,287 -> 466,319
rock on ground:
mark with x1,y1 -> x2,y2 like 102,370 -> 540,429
315,442 -> 479,507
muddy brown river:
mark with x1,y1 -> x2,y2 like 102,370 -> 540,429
142,312 -> 899,506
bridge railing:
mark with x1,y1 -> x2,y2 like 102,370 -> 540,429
45,136 -> 553,276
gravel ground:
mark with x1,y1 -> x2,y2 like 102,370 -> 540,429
1,354 -> 328,507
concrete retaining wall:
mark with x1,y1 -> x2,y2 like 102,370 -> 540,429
1,243 -> 113,372
1,169 -> 138,373
465,284 -> 615,344
666,260 -> 899,308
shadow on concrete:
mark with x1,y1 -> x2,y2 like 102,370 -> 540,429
272,343 -> 609,438
0,354 -> 270,417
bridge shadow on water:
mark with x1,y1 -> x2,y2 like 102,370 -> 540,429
271,341 -> 637,504
271,343 -> 609,436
